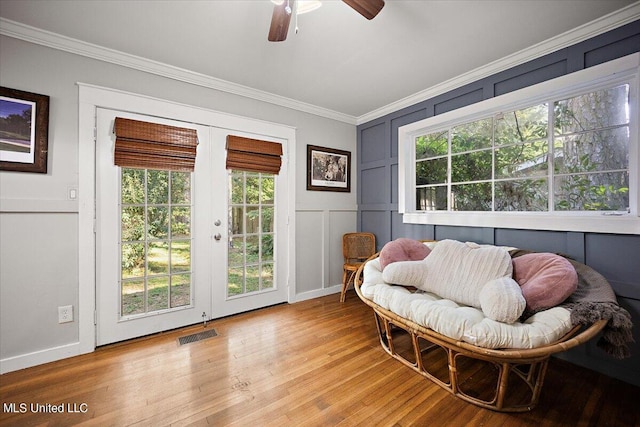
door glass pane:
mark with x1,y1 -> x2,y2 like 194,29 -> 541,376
227,170 -> 277,298
262,263 -> 274,289
122,279 -> 145,316
171,274 -> 191,308
120,168 -> 192,318
147,276 -> 169,312
148,241 -> 169,275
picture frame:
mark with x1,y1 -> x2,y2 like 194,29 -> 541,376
307,144 -> 351,192
0,86 -> 50,173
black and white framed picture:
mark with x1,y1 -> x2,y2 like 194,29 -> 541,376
306,144 -> 351,192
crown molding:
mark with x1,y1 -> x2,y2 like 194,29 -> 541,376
2,2 -> 639,128
0,17 -> 357,125
355,2 -> 640,125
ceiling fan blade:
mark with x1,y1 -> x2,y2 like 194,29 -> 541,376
268,0 -> 296,42
342,0 -> 385,20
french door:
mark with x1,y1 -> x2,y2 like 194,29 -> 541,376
95,109 -> 288,345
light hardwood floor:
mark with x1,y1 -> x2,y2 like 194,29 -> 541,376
1,293 -> 638,426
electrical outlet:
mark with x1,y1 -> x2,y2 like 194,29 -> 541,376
58,305 -> 73,323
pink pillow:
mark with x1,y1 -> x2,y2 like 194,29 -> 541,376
512,253 -> 578,312
379,238 -> 431,270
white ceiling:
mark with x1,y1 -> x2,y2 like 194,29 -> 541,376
1,0 -> 638,122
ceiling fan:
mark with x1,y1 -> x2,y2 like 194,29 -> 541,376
268,0 -> 385,42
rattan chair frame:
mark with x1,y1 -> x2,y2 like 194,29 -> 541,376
354,252 -> 607,412
341,232 -> 376,302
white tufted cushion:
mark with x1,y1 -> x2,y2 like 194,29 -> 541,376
361,252 -> 572,349
479,277 -> 526,324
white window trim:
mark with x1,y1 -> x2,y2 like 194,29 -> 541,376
398,53 -> 640,235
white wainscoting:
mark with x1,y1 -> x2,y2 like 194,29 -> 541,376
292,209 -> 357,302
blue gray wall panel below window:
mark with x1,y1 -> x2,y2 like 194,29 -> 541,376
356,19 -> 640,387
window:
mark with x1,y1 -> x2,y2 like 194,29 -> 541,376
399,53 -> 640,234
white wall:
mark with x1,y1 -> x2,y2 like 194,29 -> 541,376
0,35 -> 356,371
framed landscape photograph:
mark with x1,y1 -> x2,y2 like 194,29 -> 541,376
307,145 -> 351,192
0,86 -> 49,173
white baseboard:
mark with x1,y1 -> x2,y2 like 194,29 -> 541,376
290,285 -> 343,303
0,342 -> 84,374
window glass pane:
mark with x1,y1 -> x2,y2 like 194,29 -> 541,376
416,132 -> 448,159
554,127 -> 629,174
147,170 -> 169,204
416,158 -> 447,185
451,150 -> 492,182
416,186 -> 447,211
495,179 -> 548,211
554,85 -> 629,135
122,206 -> 144,241
495,140 -> 549,179
170,274 -> 190,308
170,172 -> 191,204
451,182 -> 492,211
170,240 -> 190,273
171,206 -> 190,238
147,207 -> 168,239
496,104 -> 548,145
121,169 -> 145,204
122,242 -> 145,279
452,118 -> 492,153
148,241 -> 169,275
147,276 -> 169,312
122,279 -> 145,316
555,171 -> 629,211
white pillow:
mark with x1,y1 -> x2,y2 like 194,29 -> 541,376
381,259 -> 428,288
420,239 -> 513,308
479,277 -> 526,323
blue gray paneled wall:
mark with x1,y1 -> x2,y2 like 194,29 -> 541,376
356,20 -> 640,387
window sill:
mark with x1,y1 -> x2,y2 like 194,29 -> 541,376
402,211 -> 640,235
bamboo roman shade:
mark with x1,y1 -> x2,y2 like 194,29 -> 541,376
225,135 -> 283,174
113,117 -> 198,172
